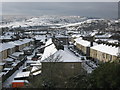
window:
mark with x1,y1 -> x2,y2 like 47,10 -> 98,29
102,53 -> 105,58
109,55 -> 112,61
71,64 -> 75,69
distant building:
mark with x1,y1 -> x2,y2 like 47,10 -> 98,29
54,35 -> 69,45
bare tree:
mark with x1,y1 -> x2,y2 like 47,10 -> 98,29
45,54 -> 62,62
41,54 -> 64,88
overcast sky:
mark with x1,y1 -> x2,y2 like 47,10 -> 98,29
1,0 -> 120,2
1,2 -> 118,19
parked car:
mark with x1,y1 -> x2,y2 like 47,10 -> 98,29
12,80 -> 29,88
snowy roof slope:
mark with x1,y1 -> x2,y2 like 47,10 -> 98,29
12,52 -> 24,57
12,80 -> 29,83
15,71 -> 30,78
74,38 -> 98,47
4,58 -> 14,62
91,44 -> 119,56
0,43 -> 15,52
0,35 -> 12,39
95,34 -> 112,38
41,42 -> 82,62
74,38 -> 90,47
41,38 -> 57,61
34,35 -> 46,42
54,49 -> 82,62
8,39 -> 33,46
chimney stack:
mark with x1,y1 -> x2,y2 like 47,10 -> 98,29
90,41 -> 93,47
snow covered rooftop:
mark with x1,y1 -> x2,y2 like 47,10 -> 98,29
0,63 -> 5,66
30,63 -> 41,66
41,38 -> 57,61
95,39 -> 119,44
0,38 -> 33,55
34,35 -> 46,42
12,52 -> 24,57
90,31 -> 98,36
0,72 -> 6,77
55,35 -> 68,38
32,70 -> 41,76
0,43 -> 15,52
4,58 -> 14,62
107,40 -> 118,43
15,71 -> 30,78
0,35 -> 12,39
31,66 -> 41,72
4,68 -> 12,71
95,34 -> 112,38
74,38 -> 90,47
12,80 -> 29,83
71,35 -> 82,38
23,47 -> 31,50
12,63 -> 17,67
41,38 -> 82,62
91,44 -> 119,56
8,39 -> 33,46
74,38 -> 98,47
41,44 -> 82,62
26,60 -> 40,64
53,49 -> 82,62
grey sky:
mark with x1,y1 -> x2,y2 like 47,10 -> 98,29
2,2 -> 118,19
1,0 -> 120,2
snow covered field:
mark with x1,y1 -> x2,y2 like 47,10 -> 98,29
1,15 -> 87,29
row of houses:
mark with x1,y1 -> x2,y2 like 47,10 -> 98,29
0,38 -> 36,85
90,44 -> 119,62
71,36 -> 120,63
0,38 -> 34,60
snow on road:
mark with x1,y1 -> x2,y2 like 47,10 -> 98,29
65,45 -> 95,73
3,64 -> 25,88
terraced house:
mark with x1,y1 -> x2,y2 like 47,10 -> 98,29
71,36 -> 120,63
0,39 -> 34,60
0,43 -> 15,60
90,44 -> 119,62
73,37 -> 97,56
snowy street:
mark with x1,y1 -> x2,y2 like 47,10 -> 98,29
3,64 -> 25,88
67,45 -> 97,73
2,48 -> 38,88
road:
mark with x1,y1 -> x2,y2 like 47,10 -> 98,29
67,45 -> 97,73
3,64 -> 25,88
3,48 -> 37,88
